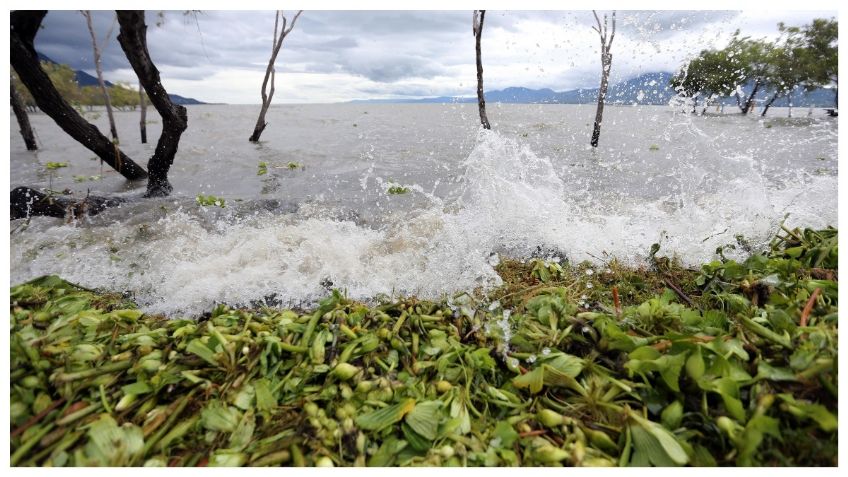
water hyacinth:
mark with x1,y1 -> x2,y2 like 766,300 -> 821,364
9,226 -> 838,466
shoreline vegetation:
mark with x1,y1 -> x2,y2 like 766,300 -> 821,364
10,225 -> 837,466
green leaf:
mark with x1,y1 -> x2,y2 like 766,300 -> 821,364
542,352 -> 584,377
401,422 -> 431,451
661,401 -> 684,430
778,394 -> 837,431
121,381 -> 152,396
629,413 -> 689,466
658,353 -> 687,392
755,362 -> 797,382
625,348 -> 687,392
466,348 -> 496,371
492,421 -> 519,448
80,415 -> 144,466
209,450 -> 247,467
231,384 -> 255,411
201,403 -> 241,433
541,364 -> 586,394
367,435 -> 407,466
630,423 -> 674,466
186,338 -> 220,367
356,398 -> 416,431
404,401 -> 442,440
685,346 -> 705,381
253,379 -> 276,413
448,392 -> 471,435
512,366 -> 544,394
228,410 -> 256,451
708,378 -> 746,422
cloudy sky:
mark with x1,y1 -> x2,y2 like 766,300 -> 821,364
30,7 -> 837,104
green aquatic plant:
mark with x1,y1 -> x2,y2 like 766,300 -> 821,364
196,194 -> 226,208
257,162 -> 268,176
387,185 -> 410,195
8,227 -> 838,466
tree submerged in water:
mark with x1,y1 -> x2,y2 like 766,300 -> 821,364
249,10 -> 302,143
590,10 -> 615,148
10,9 -> 188,219
671,18 -> 838,116
473,10 -> 491,130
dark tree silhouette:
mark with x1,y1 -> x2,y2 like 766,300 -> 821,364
590,10 -> 615,148
10,10 -> 148,180
116,10 -> 188,197
10,82 -> 37,150
249,10 -> 302,142
82,10 -> 119,143
139,82 -> 147,143
473,10 -> 491,130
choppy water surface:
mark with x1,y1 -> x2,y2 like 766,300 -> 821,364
9,104 -> 838,315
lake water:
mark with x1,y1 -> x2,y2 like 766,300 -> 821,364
9,103 -> 838,315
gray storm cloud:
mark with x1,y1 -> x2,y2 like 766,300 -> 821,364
31,9 -> 835,103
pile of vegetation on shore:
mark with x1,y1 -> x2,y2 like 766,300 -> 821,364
10,226 -> 837,467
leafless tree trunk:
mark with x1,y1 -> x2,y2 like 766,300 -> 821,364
473,10 -> 491,130
590,10 -> 615,148
249,10 -> 302,142
10,10 -> 148,181
761,91 -> 780,117
11,83 -> 37,150
11,186 -> 126,220
139,82 -> 147,143
735,79 -> 761,115
787,90 -> 793,117
82,10 -> 119,144
117,10 -> 188,197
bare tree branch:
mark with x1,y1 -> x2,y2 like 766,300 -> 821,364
473,9 -> 490,130
590,10 -> 616,148
249,10 -> 303,142
609,11 -> 616,47
11,10 -> 148,180
283,10 -> 302,36
82,10 -> 120,143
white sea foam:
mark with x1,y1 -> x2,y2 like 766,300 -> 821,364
10,116 -> 838,316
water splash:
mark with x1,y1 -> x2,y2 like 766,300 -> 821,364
10,127 -> 837,316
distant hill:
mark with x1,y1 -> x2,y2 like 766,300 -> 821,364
351,71 -> 836,107
36,51 -> 206,105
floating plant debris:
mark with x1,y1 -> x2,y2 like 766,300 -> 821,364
9,226 -> 837,466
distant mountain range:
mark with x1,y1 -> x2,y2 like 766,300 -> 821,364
36,52 -> 206,105
351,71 -> 836,107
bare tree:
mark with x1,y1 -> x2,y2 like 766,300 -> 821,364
249,10 -> 302,142
116,10 -> 188,197
11,11 -> 148,180
139,82 -> 147,143
590,10 -> 615,148
11,82 -> 37,150
82,10 -> 119,143
473,10 -> 491,130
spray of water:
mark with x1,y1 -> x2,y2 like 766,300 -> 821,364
10,128 -> 837,316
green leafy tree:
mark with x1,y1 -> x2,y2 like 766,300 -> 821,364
760,25 -> 809,116
671,47 -> 742,113
11,72 -> 36,111
110,82 -> 144,110
726,34 -> 773,114
14,62 -> 84,108
801,18 -> 838,107
40,61 -> 83,105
